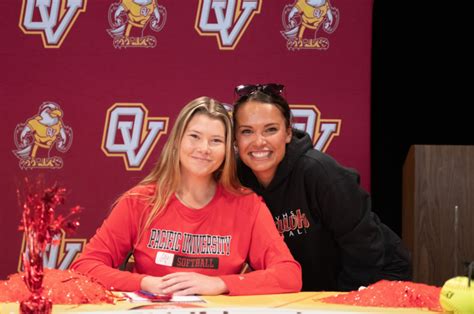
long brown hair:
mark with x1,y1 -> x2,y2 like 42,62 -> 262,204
136,96 -> 243,240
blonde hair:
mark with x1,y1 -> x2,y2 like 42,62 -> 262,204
136,96 -> 243,240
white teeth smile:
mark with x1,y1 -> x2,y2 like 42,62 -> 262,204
250,151 -> 271,158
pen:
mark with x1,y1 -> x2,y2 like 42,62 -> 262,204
136,290 -> 172,302
137,290 -> 157,297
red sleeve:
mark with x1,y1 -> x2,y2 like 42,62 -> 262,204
70,193 -> 147,291
219,198 -> 302,295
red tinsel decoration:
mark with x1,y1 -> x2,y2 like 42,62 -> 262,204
321,280 -> 442,311
0,269 -> 114,304
17,181 -> 84,313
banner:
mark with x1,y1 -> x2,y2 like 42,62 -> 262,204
0,0 -> 373,279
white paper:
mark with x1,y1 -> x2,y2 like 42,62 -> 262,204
122,292 -> 204,303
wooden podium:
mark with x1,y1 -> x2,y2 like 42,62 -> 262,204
402,145 -> 474,286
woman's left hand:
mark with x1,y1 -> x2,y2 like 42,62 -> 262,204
160,272 -> 228,296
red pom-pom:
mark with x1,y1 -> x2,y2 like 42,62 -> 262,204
321,280 -> 442,311
15,179 -> 89,312
0,269 -> 115,304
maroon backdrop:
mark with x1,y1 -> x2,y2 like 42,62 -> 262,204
0,0 -> 373,279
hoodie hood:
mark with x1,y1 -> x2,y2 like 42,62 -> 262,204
238,128 -> 313,192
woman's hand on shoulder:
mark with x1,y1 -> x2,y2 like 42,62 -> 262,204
160,272 -> 229,296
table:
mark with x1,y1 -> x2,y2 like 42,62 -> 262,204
0,292 -> 443,313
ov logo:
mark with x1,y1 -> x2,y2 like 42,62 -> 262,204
19,0 -> 87,48
18,231 -> 86,272
290,104 -> 340,152
102,103 -> 168,171
195,0 -> 262,50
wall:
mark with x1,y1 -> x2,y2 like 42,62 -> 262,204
0,0 -> 373,279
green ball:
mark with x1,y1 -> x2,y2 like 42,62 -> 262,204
440,276 -> 474,313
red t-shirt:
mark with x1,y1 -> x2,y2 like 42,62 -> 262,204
71,184 -> 302,295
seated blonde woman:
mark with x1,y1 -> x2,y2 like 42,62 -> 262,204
72,96 -> 302,296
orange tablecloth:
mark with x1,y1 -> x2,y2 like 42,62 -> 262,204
0,292 -> 443,313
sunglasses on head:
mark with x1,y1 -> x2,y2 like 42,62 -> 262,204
234,83 -> 285,97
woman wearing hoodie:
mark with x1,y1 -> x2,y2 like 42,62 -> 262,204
233,84 -> 411,292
